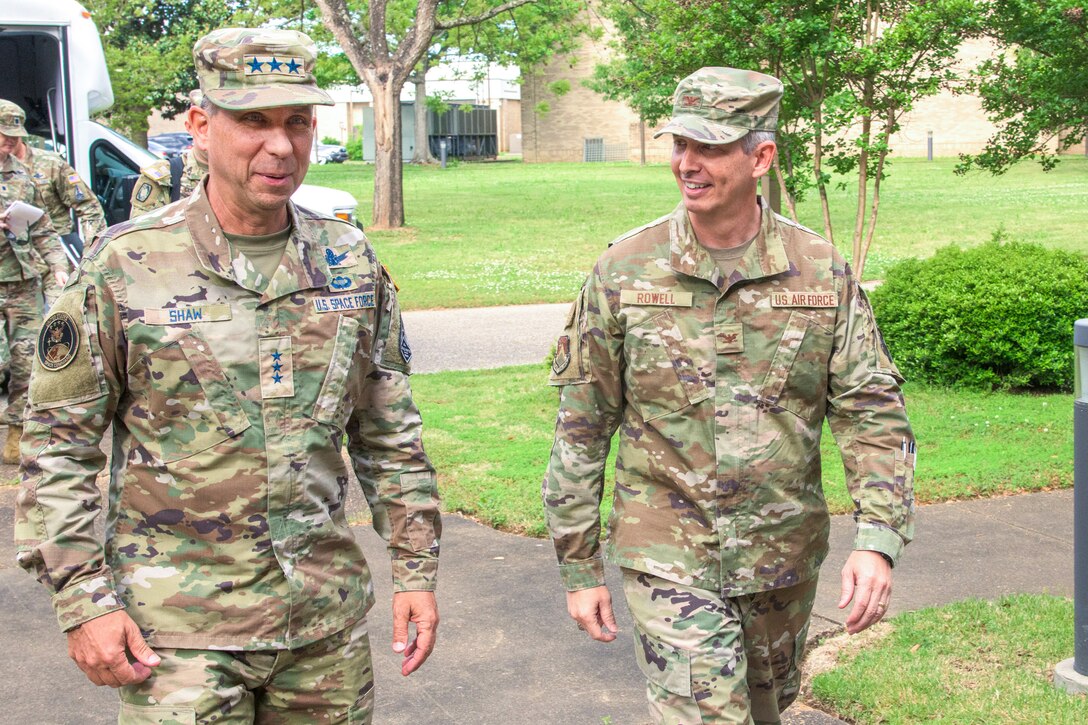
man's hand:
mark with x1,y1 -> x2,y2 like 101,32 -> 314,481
54,268 -> 70,288
392,591 -> 439,677
567,586 -> 618,643
838,550 -> 893,635
66,610 -> 160,688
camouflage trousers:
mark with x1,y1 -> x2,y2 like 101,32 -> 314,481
118,618 -> 374,724
622,569 -> 819,725
0,280 -> 44,426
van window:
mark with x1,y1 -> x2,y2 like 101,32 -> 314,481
91,141 -> 140,226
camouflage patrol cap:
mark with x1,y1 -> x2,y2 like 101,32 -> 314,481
0,99 -> 27,137
654,67 -> 783,145
194,28 -> 334,110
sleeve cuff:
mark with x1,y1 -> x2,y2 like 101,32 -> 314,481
559,559 -> 606,591
853,522 -> 906,567
51,574 -> 125,633
391,557 -> 438,592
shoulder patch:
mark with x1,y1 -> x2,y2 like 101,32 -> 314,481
135,182 -> 153,202
38,312 -> 80,370
141,162 -> 171,183
549,282 -> 591,386
30,286 -> 108,409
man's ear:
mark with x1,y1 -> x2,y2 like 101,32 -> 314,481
188,106 -> 211,152
752,141 -> 777,178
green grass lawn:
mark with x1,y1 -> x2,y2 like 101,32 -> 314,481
411,366 -> 1072,537
810,595 -> 1088,723
305,157 -> 1088,310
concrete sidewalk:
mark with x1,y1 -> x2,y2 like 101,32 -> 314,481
1,486 -> 1074,725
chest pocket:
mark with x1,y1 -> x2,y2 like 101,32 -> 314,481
310,315 -> 362,430
624,309 -> 709,422
127,330 -> 250,463
759,311 -> 833,421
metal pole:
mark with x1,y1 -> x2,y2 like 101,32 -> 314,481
440,138 -> 447,169
1075,320 -> 1088,675
1056,319 -> 1088,693
927,131 -> 933,161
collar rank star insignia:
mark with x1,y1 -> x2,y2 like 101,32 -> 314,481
552,335 -> 571,374
38,311 -> 80,371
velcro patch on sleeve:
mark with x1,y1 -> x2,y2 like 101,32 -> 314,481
30,286 -> 108,409
549,284 -> 590,386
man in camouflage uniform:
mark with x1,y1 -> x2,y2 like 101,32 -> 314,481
15,28 -> 440,723
130,91 -> 208,217
543,67 -> 916,724
0,99 -> 107,247
0,108 -> 70,464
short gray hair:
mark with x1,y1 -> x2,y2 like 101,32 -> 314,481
199,95 -> 218,115
740,130 -> 775,155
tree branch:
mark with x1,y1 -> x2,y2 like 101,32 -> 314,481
436,0 -> 537,31
313,0 -> 373,68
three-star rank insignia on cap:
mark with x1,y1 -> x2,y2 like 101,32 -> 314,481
244,55 -> 305,77
38,311 -> 80,371
552,335 -> 571,375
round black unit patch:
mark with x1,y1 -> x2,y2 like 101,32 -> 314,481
38,312 -> 80,371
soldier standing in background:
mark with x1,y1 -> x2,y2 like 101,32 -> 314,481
130,91 -> 208,216
15,27 -> 440,723
0,107 -> 70,464
0,100 -> 107,252
543,67 -> 916,724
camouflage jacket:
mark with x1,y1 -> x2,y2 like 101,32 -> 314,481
15,180 -> 440,649
130,149 -> 207,216
23,145 -> 107,240
0,153 -> 68,284
544,200 -> 915,596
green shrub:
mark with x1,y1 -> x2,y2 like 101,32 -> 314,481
345,137 -> 363,161
321,136 -> 340,145
870,238 -> 1088,391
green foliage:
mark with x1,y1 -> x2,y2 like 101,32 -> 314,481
959,0 -> 1088,174
425,92 -> 452,116
812,595 -> 1088,723
88,0 -> 233,143
321,136 -> 340,145
546,78 -> 571,96
344,136 -> 363,161
871,237 -> 1088,391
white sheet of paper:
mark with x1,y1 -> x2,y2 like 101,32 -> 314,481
3,200 -> 45,237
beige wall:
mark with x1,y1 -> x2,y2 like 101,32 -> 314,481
523,34 -> 1077,163
521,7 -> 652,163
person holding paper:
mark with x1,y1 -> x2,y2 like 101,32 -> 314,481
0,120 -> 69,463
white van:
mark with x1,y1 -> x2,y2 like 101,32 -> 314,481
0,0 -> 358,260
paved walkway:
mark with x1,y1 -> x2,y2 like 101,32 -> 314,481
0,303 -> 1077,724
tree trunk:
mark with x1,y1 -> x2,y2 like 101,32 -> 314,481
856,146 -> 888,281
411,60 -> 436,164
811,106 -> 834,244
369,79 -> 405,229
773,155 -> 797,222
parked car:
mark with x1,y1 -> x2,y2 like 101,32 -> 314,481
317,143 -> 348,164
148,132 -> 193,159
